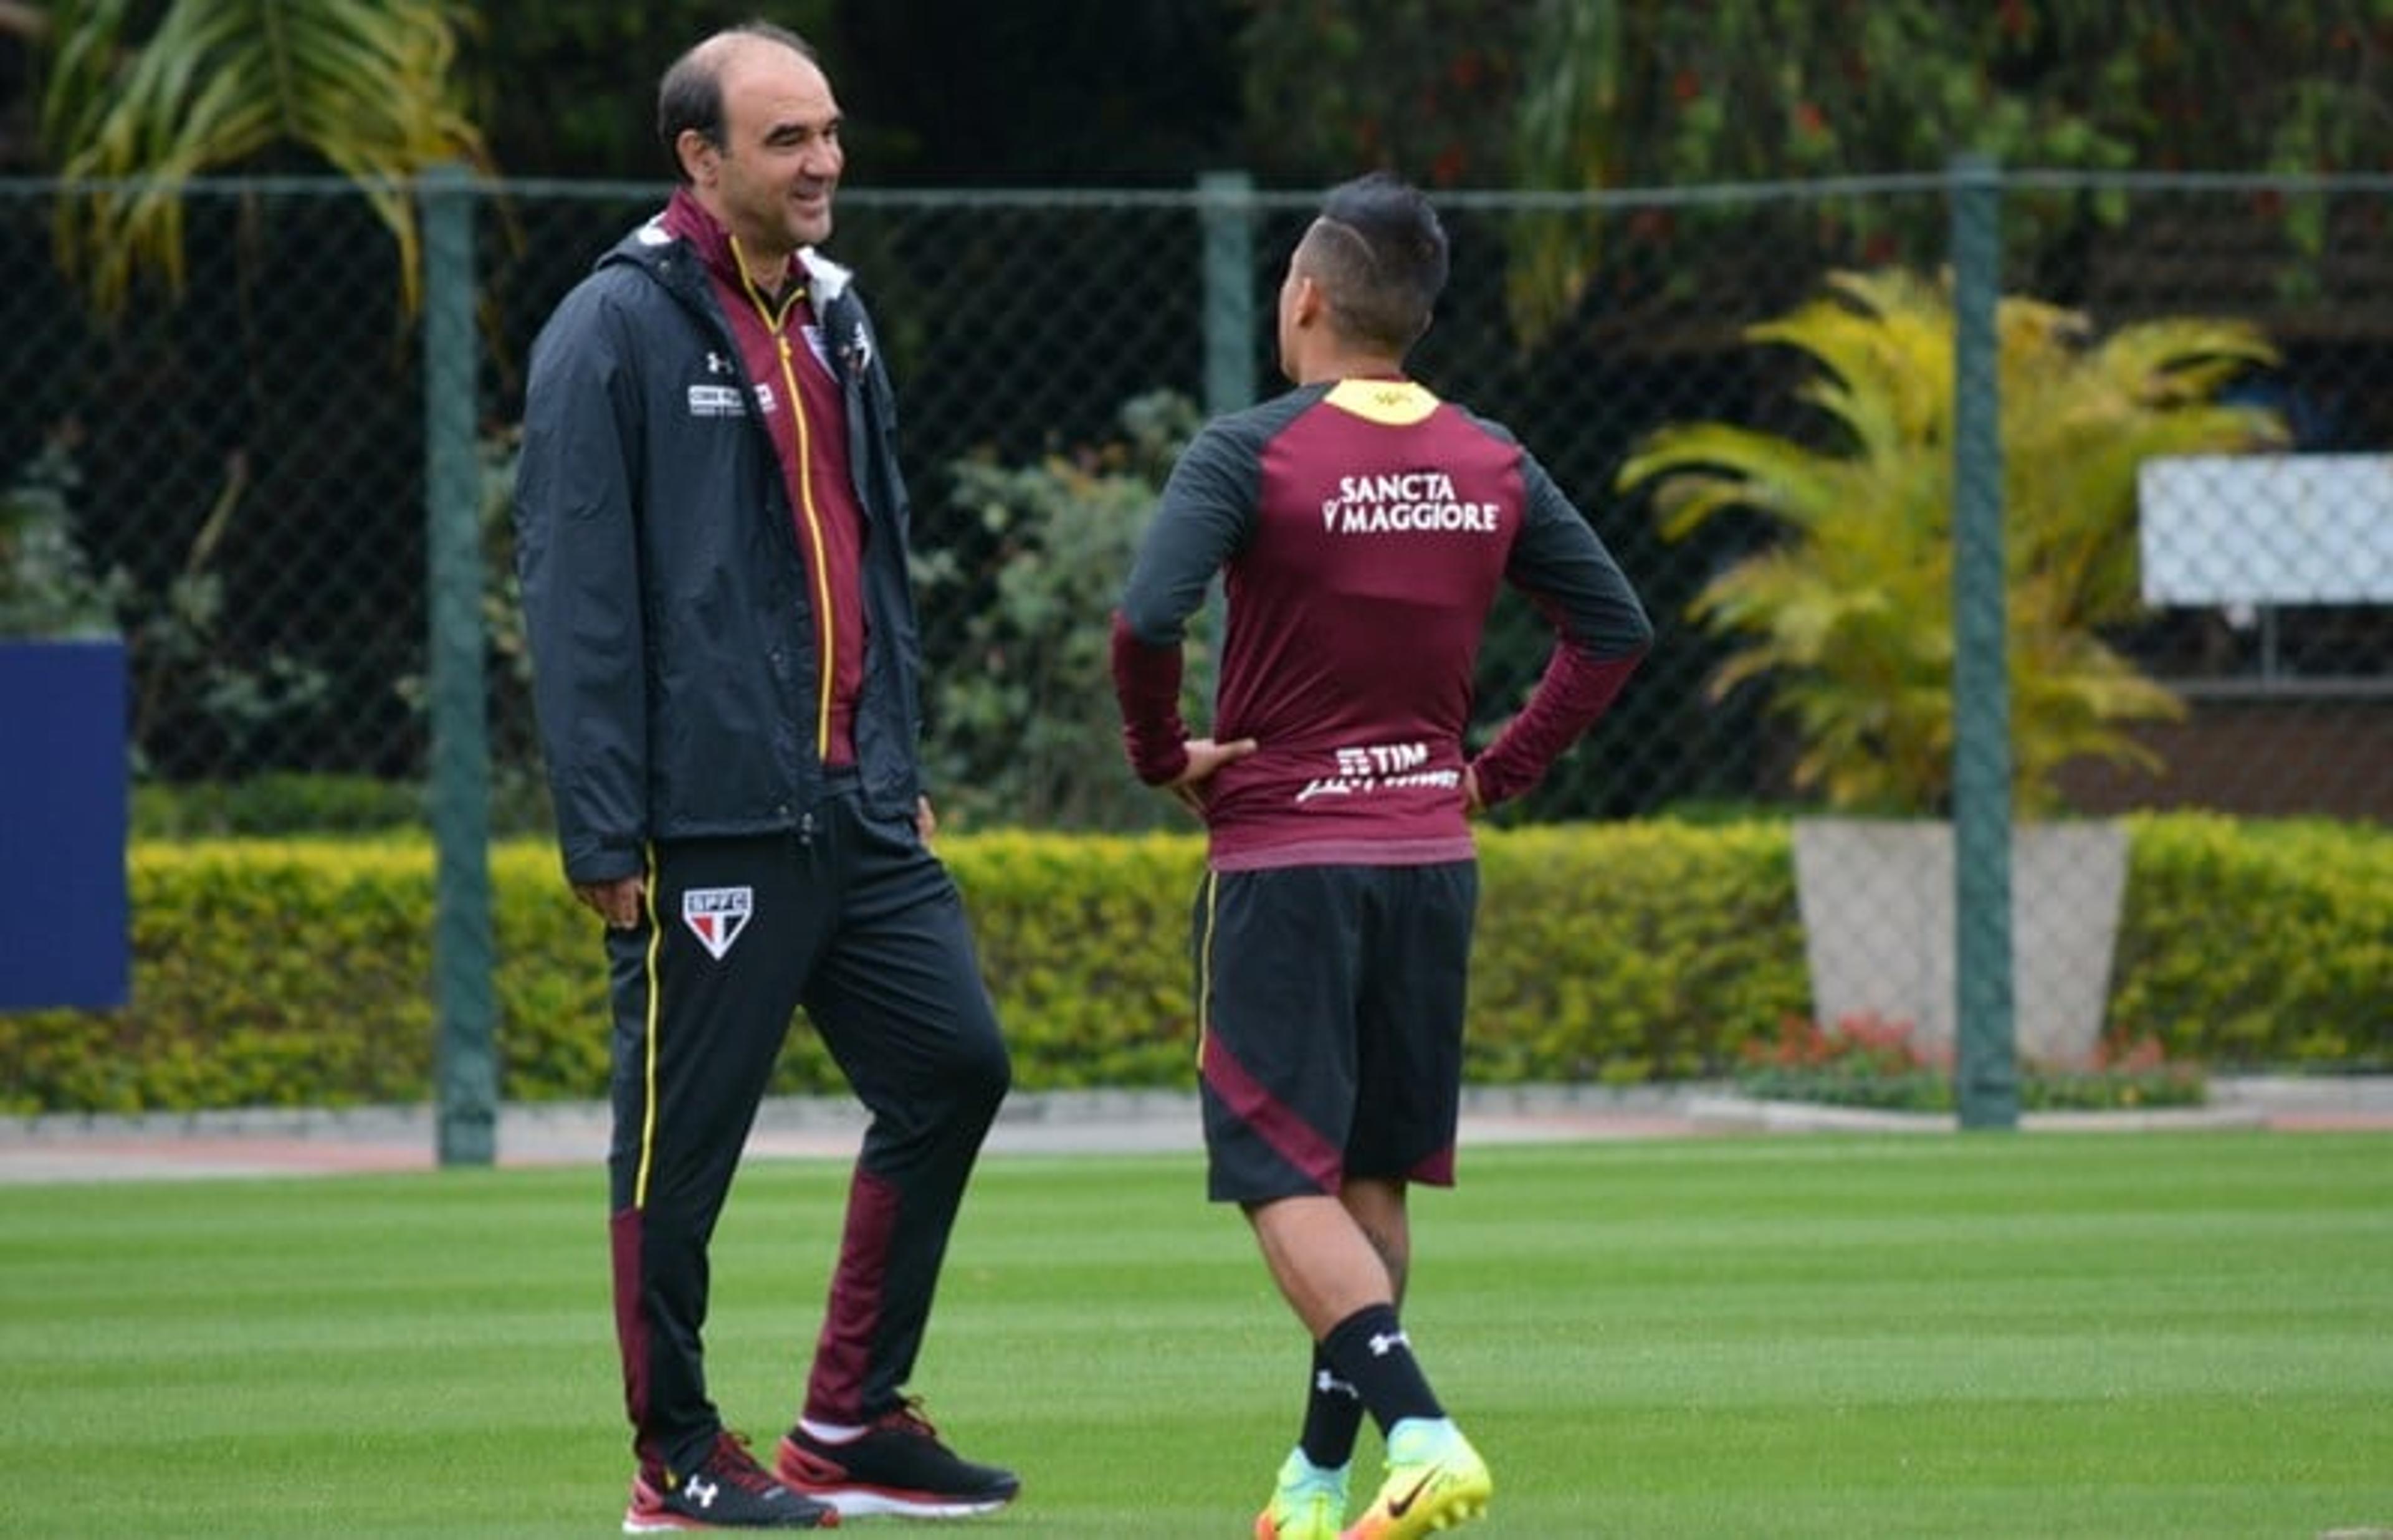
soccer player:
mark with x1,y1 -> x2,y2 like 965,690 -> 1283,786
1111,172 -> 1653,1539
515,23 -> 1018,1531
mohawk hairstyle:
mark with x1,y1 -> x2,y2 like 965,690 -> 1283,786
1301,171 -> 1451,353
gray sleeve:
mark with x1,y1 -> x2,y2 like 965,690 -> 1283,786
1509,450 -> 1653,660
1119,418 -> 1261,644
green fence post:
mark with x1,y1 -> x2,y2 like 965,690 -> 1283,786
1198,170 -> 1256,418
1195,170 -> 1256,704
420,163 -> 496,1166
1948,153 -> 2020,1131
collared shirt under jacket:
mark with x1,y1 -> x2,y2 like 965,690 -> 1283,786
515,212 -> 927,885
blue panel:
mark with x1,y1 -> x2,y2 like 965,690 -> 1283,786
0,640 -> 130,1011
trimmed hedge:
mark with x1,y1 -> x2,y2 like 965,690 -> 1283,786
1,817 -> 2383,1113
2111,815 -> 2393,1068
1467,822 -> 1802,1083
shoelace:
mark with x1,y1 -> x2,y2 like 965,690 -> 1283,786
872,1395 -> 942,1442
703,1431 -> 790,1496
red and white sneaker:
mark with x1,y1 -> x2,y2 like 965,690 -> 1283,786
775,1400 -> 1018,1519
626,1431 -> 840,1531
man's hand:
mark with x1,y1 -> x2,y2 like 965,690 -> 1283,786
1163,736 -> 1259,815
1464,764 -> 1487,817
916,794 -> 938,843
573,875 -> 646,931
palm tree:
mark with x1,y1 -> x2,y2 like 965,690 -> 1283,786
34,0 -> 487,312
1617,267 -> 2286,814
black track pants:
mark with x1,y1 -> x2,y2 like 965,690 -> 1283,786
602,787 -> 1011,1478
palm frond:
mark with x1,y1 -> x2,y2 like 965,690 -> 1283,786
1617,422 -> 1860,539
44,0 -> 490,314
1629,263 -> 2285,812
2095,318 -> 2279,406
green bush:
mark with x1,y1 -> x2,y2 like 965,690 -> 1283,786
3,842 -> 439,1111
1470,822 -> 1805,1083
2110,815 -> 2393,1070
2,425 -> 120,640
0,817 -> 2383,1114
917,390 -> 1210,832
132,773 -> 556,838
133,776 -> 426,837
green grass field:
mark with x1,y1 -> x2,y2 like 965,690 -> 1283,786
3,1133 -> 2389,1538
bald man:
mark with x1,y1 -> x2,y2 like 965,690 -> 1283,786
516,23 -> 1018,1531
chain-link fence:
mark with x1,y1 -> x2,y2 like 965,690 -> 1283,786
4,168 -> 2388,1114
7,169 -> 2385,831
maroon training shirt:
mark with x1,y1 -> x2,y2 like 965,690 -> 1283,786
1112,376 -> 1652,871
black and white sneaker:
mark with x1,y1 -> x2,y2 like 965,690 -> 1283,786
625,1431 -> 841,1531
775,1401 -> 1018,1519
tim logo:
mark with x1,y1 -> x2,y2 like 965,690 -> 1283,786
681,887 -> 754,961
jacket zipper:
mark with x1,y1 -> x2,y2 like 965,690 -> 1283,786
734,249 -> 838,763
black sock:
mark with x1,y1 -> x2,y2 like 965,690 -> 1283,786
1298,1342 -> 1367,1469
1320,1303 -> 1443,1438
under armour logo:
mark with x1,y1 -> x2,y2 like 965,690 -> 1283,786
1316,1369 -> 1360,1400
705,351 -> 734,375
1368,1330 -> 1410,1357
685,1476 -> 719,1509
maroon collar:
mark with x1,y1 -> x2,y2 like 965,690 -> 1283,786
661,188 -> 797,298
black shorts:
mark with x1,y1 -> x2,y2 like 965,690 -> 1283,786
1192,860 -> 1478,1202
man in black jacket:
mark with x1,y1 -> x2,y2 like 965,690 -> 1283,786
514,22 -> 1016,1532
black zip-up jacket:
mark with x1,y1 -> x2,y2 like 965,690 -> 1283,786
514,220 -> 926,884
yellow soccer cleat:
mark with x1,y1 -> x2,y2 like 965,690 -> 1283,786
1254,1447 -> 1349,1540
1339,1420 -> 1491,1540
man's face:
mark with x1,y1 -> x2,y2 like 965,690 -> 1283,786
704,44 -> 844,262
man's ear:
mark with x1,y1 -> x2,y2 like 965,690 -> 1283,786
1291,272 -> 1327,329
676,129 -> 719,186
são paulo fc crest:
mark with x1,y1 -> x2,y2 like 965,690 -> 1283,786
681,886 -> 754,961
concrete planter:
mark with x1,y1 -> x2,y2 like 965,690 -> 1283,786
1790,817 -> 2129,1065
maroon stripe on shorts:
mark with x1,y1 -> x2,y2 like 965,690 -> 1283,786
1202,1030 -> 1342,1192
1407,1144 -> 1456,1186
